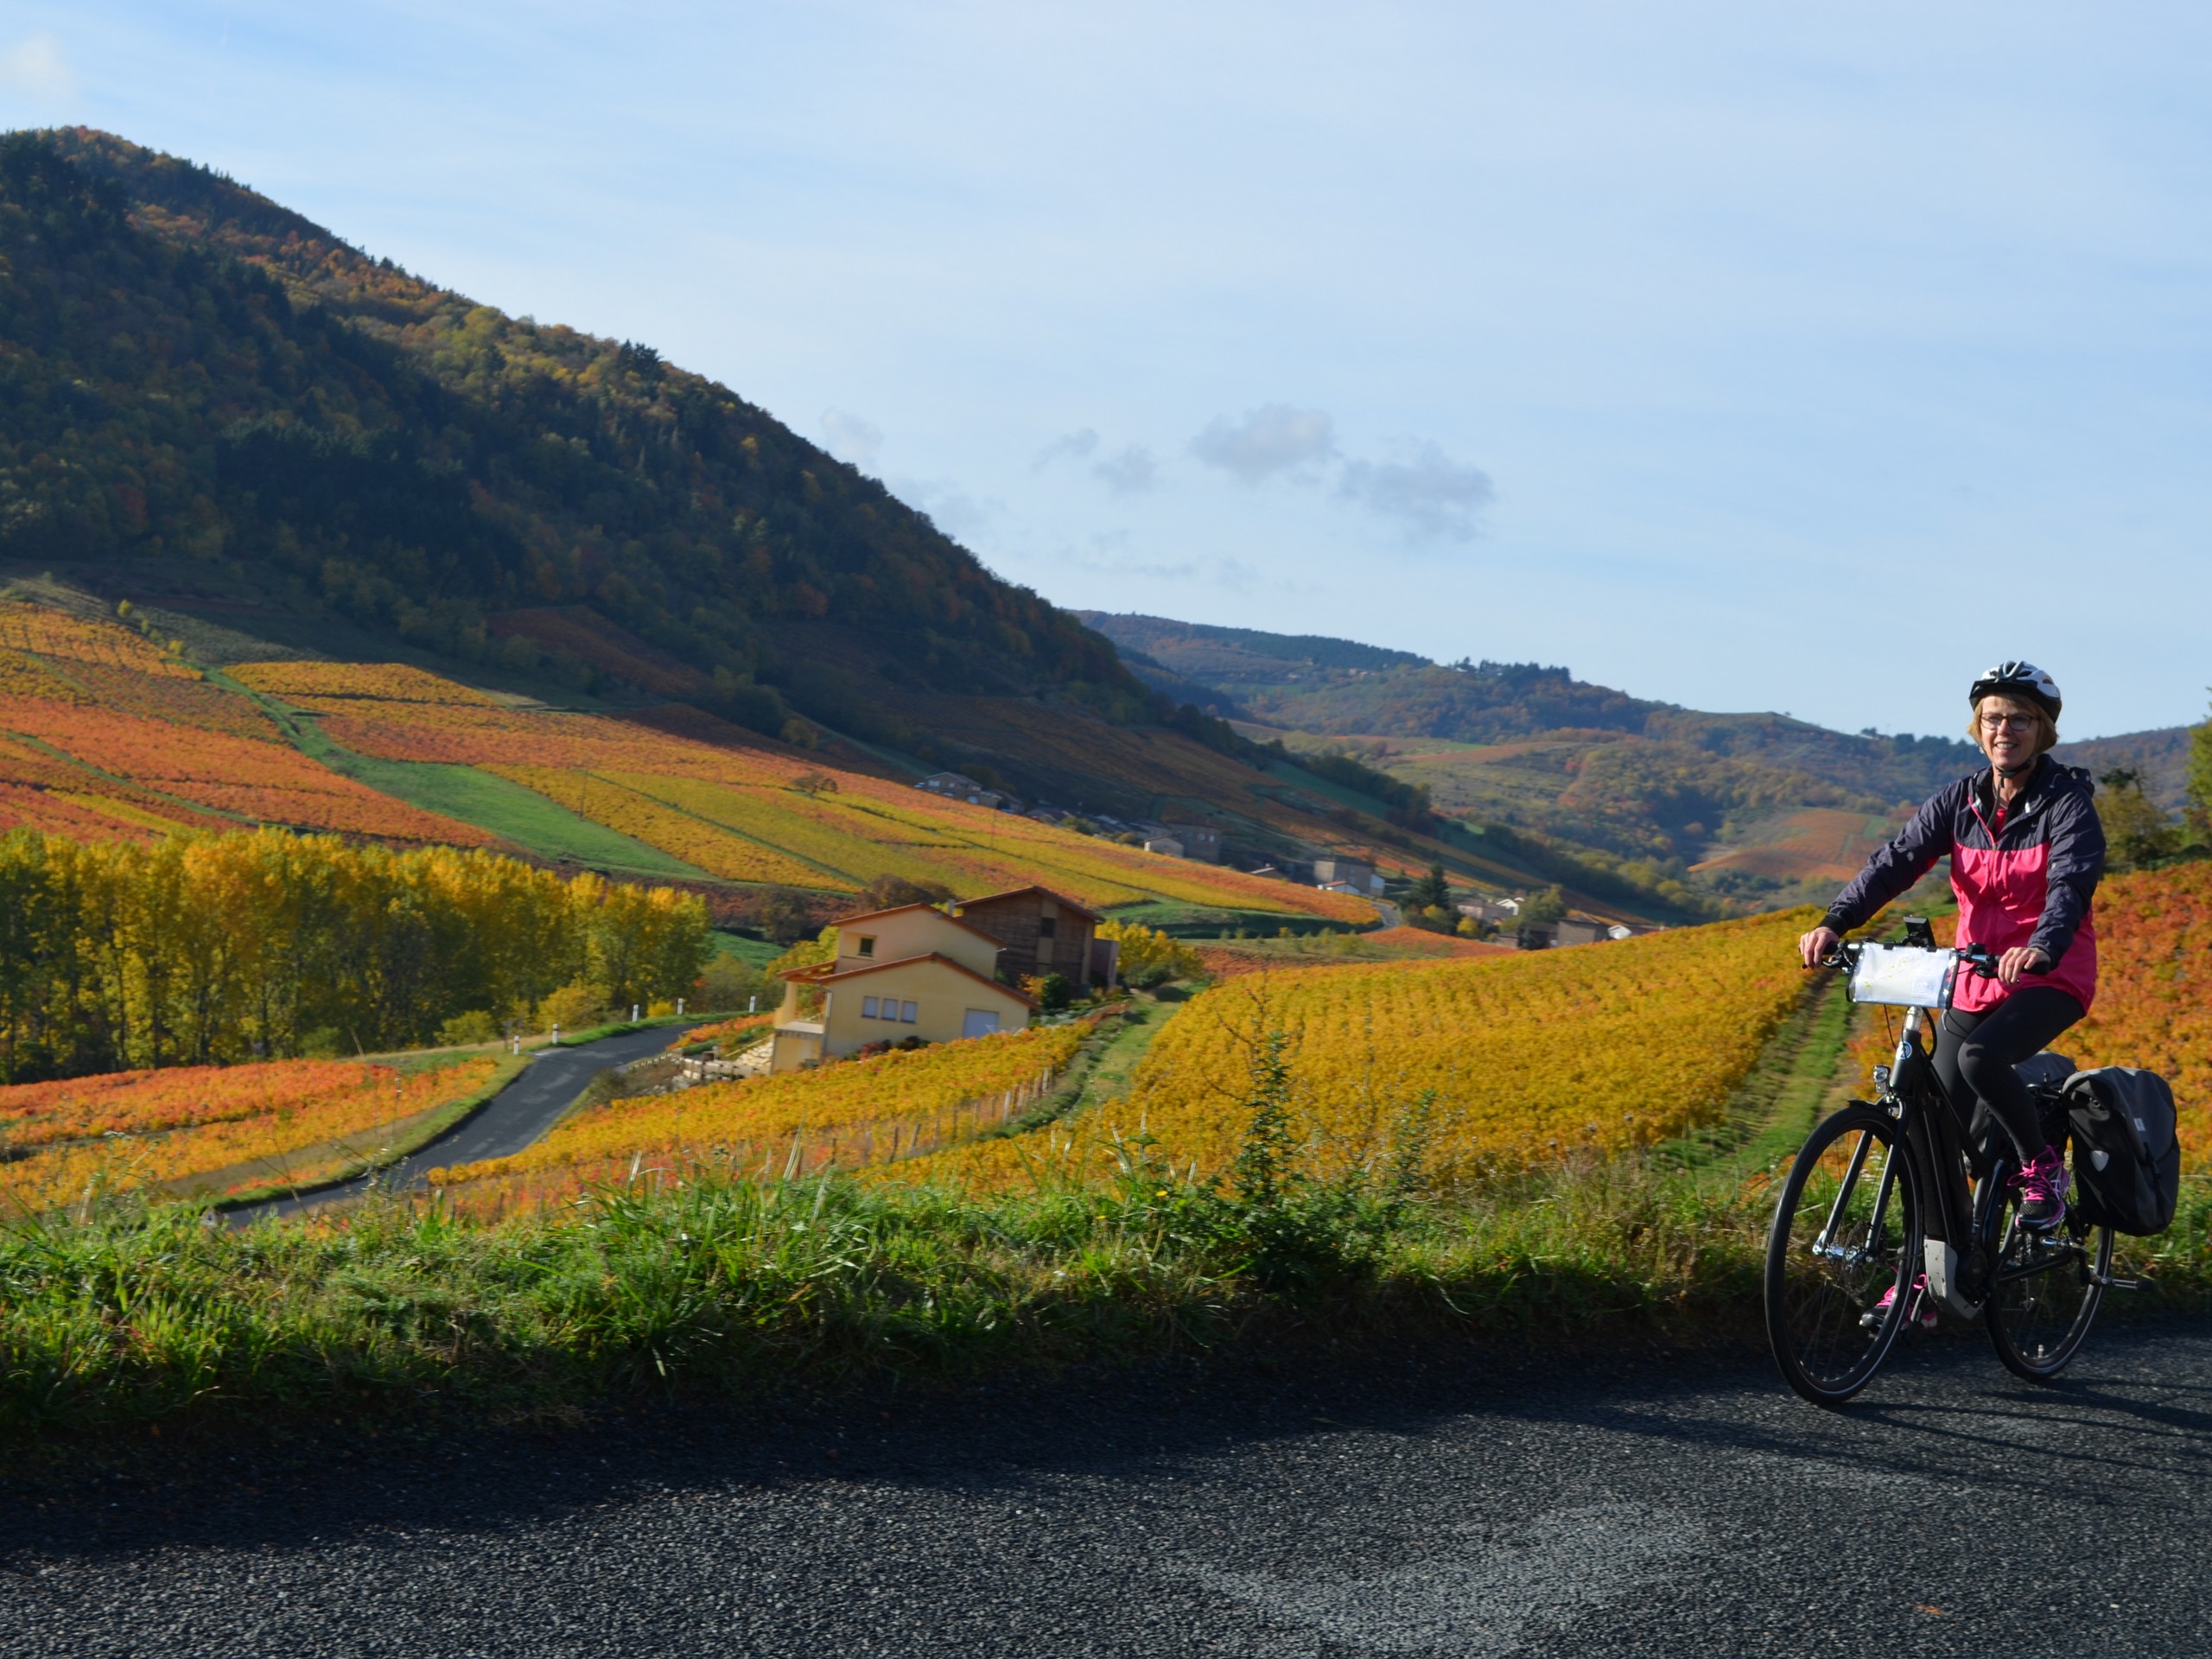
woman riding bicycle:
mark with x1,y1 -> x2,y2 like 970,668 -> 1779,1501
1797,661 -> 2106,1234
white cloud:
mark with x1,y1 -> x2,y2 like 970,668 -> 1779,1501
0,33 -> 75,102
1032,428 -> 1099,469
820,407 -> 883,474
1092,443 -> 1158,496
887,474 -> 996,541
1189,404 -> 1338,483
1338,442 -> 1495,542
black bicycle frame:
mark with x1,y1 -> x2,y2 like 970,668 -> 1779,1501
1881,1006 -> 2003,1318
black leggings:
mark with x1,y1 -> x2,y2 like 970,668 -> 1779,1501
1931,986 -> 2084,1167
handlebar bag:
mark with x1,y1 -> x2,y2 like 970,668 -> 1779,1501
2063,1067 -> 2181,1236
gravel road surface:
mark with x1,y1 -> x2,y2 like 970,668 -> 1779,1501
234,1024 -> 697,1222
5,1318 -> 2208,1656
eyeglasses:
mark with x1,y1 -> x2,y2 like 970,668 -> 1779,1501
1979,713 -> 2037,732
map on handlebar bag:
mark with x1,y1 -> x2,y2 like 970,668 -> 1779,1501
1847,943 -> 1954,1007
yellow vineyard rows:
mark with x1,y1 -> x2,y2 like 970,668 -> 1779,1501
430,1021 -> 1091,1212
898,909 -> 1814,1191
491,767 -> 841,888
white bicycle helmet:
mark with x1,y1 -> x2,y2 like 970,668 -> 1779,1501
1968,660 -> 2062,721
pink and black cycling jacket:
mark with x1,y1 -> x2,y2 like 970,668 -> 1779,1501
1820,755 -> 2106,1014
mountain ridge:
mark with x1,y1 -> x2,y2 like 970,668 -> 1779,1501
1080,610 -> 2196,903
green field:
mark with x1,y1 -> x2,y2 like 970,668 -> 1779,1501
217,672 -> 711,880
711,931 -> 787,969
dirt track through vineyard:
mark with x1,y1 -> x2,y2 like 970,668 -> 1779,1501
7,1319 -> 2209,1656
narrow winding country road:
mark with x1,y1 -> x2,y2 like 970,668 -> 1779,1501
233,1024 -> 698,1223
6,1319 -> 2208,1656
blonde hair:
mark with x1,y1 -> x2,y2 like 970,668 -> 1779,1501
1968,694 -> 2058,756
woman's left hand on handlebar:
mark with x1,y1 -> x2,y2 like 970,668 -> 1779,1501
1996,944 -> 2050,984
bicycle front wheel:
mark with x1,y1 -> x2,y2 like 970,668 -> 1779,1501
1764,1103 -> 1923,1408
1985,1189 -> 2113,1382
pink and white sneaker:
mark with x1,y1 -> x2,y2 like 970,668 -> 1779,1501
2012,1146 -> 2070,1233
1863,1273 -> 1936,1333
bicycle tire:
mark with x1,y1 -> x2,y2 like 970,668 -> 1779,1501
1984,1184 -> 2113,1382
1764,1102 -> 1923,1408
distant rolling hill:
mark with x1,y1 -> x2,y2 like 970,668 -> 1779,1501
1081,612 -> 2198,907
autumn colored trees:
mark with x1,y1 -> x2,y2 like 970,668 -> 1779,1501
0,829 -> 709,1081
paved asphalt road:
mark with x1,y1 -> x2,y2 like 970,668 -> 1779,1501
5,1317 -> 2209,1656
234,1024 -> 697,1222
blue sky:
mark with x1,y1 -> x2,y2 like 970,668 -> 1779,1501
5,3 -> 2209,740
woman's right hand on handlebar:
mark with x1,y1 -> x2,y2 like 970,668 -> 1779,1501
1798,925 -> 1841,968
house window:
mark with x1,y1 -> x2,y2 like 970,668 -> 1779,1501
1037,917 -> 1056,940
855,935 -> 876,958
900,1000 -> 918,1023
861,995 -> 880,1018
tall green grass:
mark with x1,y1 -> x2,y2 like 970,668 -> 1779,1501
6,1035 -> 2208,1439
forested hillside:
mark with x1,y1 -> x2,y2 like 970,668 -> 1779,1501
0,130 -> 1153,773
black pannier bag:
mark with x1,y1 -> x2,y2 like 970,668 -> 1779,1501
2063,1067 -> 2182,1236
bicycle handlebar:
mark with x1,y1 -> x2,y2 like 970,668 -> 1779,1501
1815,939 -> 1999,976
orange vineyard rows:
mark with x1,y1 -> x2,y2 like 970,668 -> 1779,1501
0,699 -> 492,844
0,601 -> 195,677
0,1056 -> 502,1209
683,1013 -> 778,1050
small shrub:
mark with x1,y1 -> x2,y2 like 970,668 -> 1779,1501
538,982 -> 606,1033
437,1009 -> 499,1047
1025,972 -> 1071,1013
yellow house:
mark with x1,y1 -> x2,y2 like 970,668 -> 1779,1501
767,903 -> 1039,1073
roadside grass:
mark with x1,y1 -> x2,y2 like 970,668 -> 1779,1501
7,1126 -> 2209,1443
9,990 -> 2207,1444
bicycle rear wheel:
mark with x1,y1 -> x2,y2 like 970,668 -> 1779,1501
1764,1103 -> 1923,1408
1985,1185 -> 2112,1382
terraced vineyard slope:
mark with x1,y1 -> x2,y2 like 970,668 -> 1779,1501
0,594 -> 1372,923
